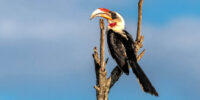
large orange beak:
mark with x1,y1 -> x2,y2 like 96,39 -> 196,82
90,8 -> 112,20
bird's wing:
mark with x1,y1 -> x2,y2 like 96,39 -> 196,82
122,30 -> 137,60
107,30 -> 129,75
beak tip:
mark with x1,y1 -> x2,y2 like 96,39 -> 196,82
90,14 -> 96,20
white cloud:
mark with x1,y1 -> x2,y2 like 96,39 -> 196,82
143,17 -> 200,50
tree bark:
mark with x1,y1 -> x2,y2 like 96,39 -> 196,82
135,0 -> 145,57
93,19 -> 111,100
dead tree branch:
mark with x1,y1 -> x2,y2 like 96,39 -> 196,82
100,19 -> 105,72
93,47 -> 100,85
135,0 -> 145,58
93,19 -> 111,100
92,0 -> 145,99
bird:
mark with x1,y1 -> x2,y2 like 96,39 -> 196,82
90,8 -> 158,96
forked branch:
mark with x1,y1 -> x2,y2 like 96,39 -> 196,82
93,19 -> 111,100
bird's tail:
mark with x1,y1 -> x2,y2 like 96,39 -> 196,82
129,60 -> 159,96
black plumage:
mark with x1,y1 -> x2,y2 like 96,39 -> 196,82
107,29 -> 158,96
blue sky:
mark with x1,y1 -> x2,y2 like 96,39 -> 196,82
0,0 -> 200,100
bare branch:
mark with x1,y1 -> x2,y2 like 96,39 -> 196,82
93,47 -> 100,85
135,0 -> 144,55
100,19 -> 105,71
136,0 -> 143,42
137,49 -> 146,61
93,19 -> 110,100
94,85 -> 100,92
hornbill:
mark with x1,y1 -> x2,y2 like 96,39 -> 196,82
90,8 -> 158,96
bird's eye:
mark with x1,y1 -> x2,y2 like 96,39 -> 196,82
110,12 -> 117,19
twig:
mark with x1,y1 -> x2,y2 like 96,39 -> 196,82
137,49 -> 145,61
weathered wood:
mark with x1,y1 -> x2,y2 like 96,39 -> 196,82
135,0 -> 145,57
137,49 -> 146,62
93,19 -> 111,100
100,19 -> 105,71
93,47 -> 100,85
136,0 -> 143,42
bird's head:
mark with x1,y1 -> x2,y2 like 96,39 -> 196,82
90,8 -> 125,32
